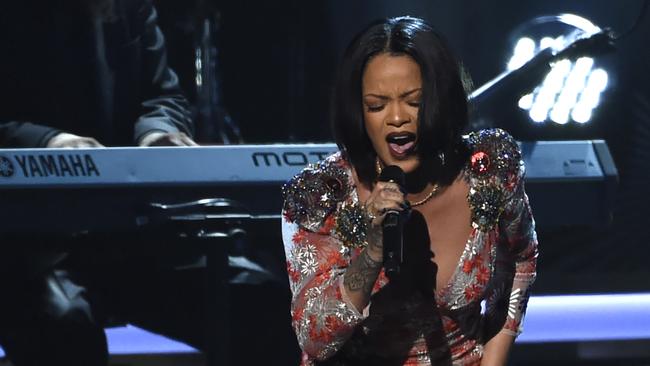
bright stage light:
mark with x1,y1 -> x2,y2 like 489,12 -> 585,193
507,15 -> 610,125
518,293 -> 650,343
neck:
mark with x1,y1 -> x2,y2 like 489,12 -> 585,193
405,164 -> 435,194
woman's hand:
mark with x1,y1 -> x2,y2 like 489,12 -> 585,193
342,181 -> 407,312
363,181 -> 407,260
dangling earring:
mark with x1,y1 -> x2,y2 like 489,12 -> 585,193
375,157 -> 383,175
438,151 -> 446,166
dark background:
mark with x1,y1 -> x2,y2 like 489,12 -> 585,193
155,0 -> 649,141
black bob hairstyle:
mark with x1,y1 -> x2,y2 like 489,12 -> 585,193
331,16 -> 470,188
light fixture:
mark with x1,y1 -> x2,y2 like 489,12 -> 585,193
506,14 -> 611,125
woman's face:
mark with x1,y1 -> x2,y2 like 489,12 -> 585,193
362,53 -> 422,174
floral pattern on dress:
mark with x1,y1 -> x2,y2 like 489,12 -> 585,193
282,129 -> 538,365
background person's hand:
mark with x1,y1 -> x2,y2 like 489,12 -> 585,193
46,133 -> 104,148
138,131 -> 198,147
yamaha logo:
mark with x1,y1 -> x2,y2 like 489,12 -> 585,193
0,156 -> 14,178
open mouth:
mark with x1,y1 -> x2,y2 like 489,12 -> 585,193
386,132 -> 417,157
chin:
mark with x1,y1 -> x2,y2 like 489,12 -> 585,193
397,161 -> 420,174
380,155 -> 420,174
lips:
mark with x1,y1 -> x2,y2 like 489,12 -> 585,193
386,132 -> 417,158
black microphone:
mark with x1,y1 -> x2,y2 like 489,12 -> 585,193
378,165 -> 406,279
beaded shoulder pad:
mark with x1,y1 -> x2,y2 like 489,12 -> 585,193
464,128 -> 523,231
282,152 -> 353,232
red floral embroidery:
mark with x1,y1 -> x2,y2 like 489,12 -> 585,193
292,229 -> 308,245
476,265 -> 490,285
287,261 -> 300,283
320,215 -> 337,233
320,249 -> 347,271
464,284 -> 482,301
313,327 -> 334,344
292,306 -> 304,323
306,313 -> 335,344
312,271 -> 331,288
373,270 -> 388,293
306,232 -> 331,250
334,285 -> 347,307
307,315 -> 318,339
324,315 -> 342,331
462,259 -> 473,274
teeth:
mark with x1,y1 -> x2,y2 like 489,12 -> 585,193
387,134 -> 415,146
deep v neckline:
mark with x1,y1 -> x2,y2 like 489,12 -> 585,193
347,162 -> 477,301
434,226 -> 476,299
428,167 -> 475,299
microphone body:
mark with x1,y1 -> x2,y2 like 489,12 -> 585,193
378,166 -> 407,279
382,207 -> 403,279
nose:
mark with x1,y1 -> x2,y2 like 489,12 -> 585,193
386,101 -> 411,127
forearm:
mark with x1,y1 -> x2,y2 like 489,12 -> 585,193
481,331 -> 515,366
0,121 -> 60,148
135,2 -> 194,142
342,231 -> 383,312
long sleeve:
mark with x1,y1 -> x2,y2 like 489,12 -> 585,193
132,0 -> 194,142
282,214 -> 367,361
495,158 -> 538,336
466,128 -> 539,338
0,121 -> 61,148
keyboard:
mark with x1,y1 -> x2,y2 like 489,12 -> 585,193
0,144 -> 339,187
0,141 -> 617,234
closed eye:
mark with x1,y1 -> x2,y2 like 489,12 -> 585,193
366,104 -> 385,112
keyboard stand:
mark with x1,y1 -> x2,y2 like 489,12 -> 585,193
149,198 -> 265,366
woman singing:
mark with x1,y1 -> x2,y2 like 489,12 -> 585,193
282,16 -> 538,366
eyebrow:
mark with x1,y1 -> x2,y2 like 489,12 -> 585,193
363,88 -> 422,100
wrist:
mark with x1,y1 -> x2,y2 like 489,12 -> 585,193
365,238 -> 383,262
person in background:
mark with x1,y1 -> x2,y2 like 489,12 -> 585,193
282,16 -> 538,365
0,0 -> 198,365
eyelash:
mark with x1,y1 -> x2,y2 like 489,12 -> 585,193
366,102 -> 420,112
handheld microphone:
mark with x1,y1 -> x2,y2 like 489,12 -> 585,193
378,165 -> 406,279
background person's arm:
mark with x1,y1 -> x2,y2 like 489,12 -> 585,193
133,0 -> 195,146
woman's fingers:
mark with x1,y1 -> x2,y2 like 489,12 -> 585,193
365,181 -> 407,226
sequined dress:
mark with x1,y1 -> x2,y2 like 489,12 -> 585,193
281,129 -> 538,366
